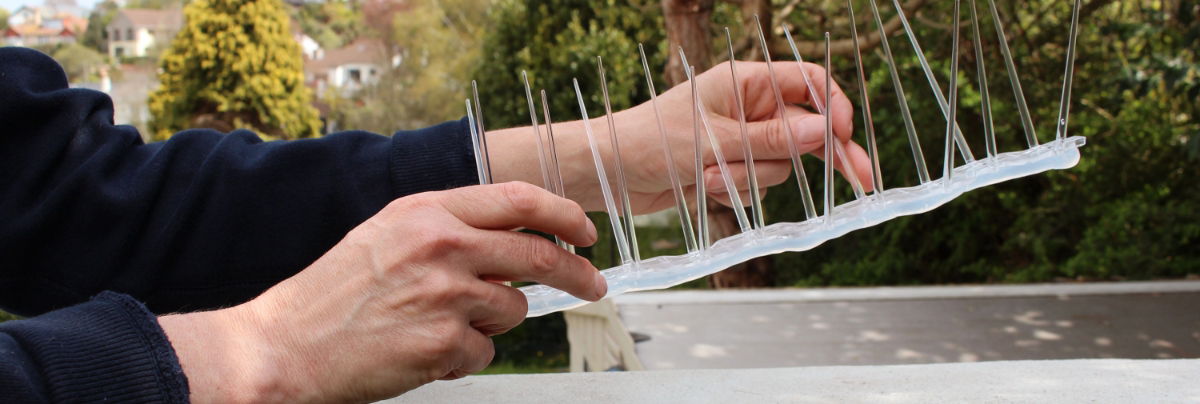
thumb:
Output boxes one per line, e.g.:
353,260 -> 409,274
744,107 -> 828,160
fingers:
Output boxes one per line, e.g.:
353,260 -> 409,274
809,140 -> 875,193
839,141 -> 875,193
708,188 -> 768,208
733,61 -> 854,141
701,140 -> 873,200
438,182 -> 598,246
702,160 -> 792,193
741,109 -> 827,161
466,281 -> 529,337
440,329 -> 494,380
466,230 -> 606,302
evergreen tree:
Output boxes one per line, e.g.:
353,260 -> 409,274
148,0 -> 321,140
473,0 -> 668,130
0,7 -> 9,32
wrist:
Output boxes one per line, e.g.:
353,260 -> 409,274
160,304 -> 293,403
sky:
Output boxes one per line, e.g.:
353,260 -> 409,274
1,0 -> 102,15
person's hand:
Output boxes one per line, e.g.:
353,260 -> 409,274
160,182 -> 604,403
489,61 -> 873,214
611,60 -> 874,212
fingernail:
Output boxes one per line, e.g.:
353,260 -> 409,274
593,271 -> 608,301
705,171 -> 724,190
585,218 -> 597,243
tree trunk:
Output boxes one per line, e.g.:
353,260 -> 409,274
662,0 -> 716,84
662,0 -> 775,288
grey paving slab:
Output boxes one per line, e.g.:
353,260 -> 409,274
617,284 -> 1200,369
393,359 -> 1200,403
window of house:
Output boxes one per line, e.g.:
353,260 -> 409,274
112,29 -> 120,41
127,29 -> 134,41
114,47 -> 124,58
348,68 -> 362,84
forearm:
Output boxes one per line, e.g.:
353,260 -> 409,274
0,47 -> 482,314
486,107 -> 646,212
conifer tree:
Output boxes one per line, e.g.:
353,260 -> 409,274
148,0 -> 321,140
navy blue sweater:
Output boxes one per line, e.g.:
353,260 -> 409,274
0,47 -> 478,402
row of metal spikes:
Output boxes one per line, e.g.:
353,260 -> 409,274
463,0 -> 1082,267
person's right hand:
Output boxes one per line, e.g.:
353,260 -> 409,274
159,182 -> 604,403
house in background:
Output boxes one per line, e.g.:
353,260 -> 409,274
106,8 -> 183,59
7,0 -> 87,27
3,2 -> 88,47
305,37 -> 398,98
291,21 -> 321,60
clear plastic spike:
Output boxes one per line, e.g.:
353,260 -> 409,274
969,0 -> 997,158
539,90 -> 574,254
572,79 -> 633,263
845,0 -> 884,194
781,27 -> 866,199
470,80 -> 492,184
638,43 -> 698,252
465,99 -> 487,185
1056,0 -> 1082,141
521,71 -> 553,189
689,67 -> 709,250
890,0 -> 976,163
752,14 -> 818,220
867,0 -> 930,184
678,52 -> 752,233
823,32 -> 835,218
944,0 -> 962,180
724,28 -> 766,229
597,56 -> 641,263
985,0 -> 1039,148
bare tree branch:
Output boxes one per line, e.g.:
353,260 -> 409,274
771,0 -> 930,58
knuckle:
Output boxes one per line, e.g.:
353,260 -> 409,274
420,269 -> 462,303
426,327 -> 461,357
413,228 -> 464,252
433,231 -> 466,250
805,61 -> 825,77
414,317 -> 465,369
525,238 -> 560,278
500,182 -> 541,216
765,120 -> 789,154
717,60 -> 734,75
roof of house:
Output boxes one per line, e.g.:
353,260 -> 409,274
111,9 -> 184,30
3,25 -> 76,38
306,38 -> 388,73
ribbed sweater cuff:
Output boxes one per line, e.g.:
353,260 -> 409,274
11,291 -> 189,403
389,117 -> 480,196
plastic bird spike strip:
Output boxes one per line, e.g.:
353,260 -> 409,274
466,0 -> 1087,317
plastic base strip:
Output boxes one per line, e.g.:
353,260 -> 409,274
523,136 -> 1085,317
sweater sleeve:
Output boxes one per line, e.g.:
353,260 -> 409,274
0,47 -> 480,316
0,291 -> 188,403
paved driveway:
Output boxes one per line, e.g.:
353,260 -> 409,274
615,281 -> 1200,369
